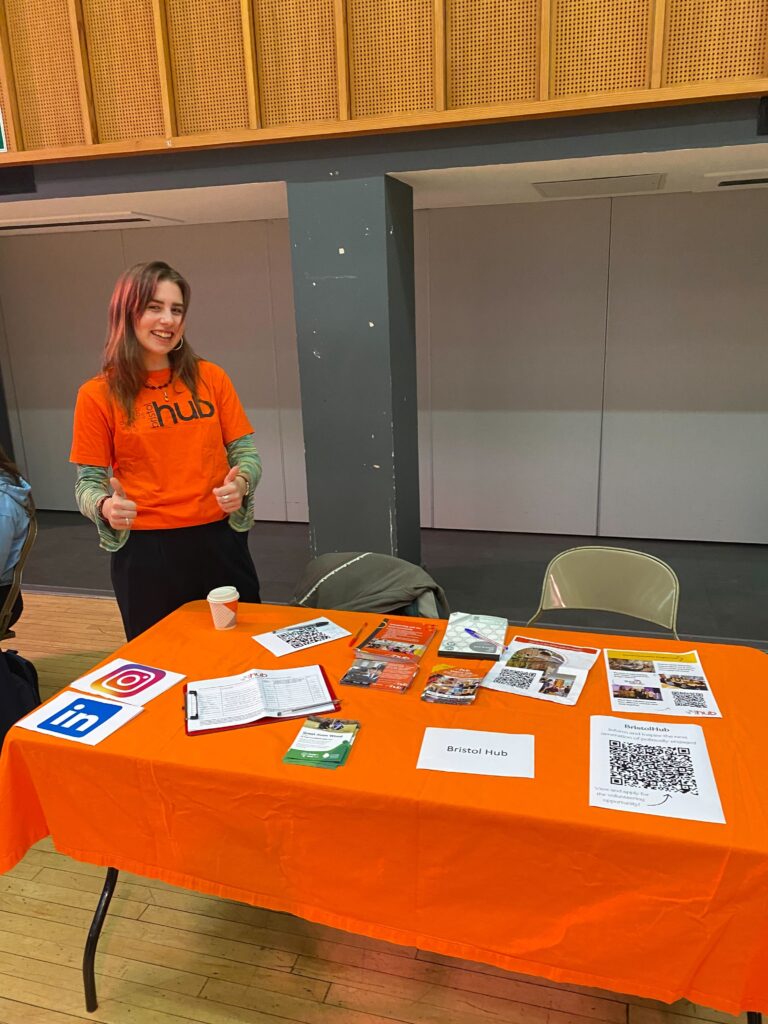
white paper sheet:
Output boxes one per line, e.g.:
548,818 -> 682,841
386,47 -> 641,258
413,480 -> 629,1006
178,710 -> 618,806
589,716 -> 725,824
185,666 -> 335,732
483,634 -> 600,706
416,728 -> 535,778
252,617 -> 351,656
16,691 -> 142,745
70,658 -> 185,706
605,649 -> 721,718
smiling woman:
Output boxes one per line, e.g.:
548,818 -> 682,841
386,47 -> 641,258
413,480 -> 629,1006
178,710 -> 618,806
69,261 -> 263,640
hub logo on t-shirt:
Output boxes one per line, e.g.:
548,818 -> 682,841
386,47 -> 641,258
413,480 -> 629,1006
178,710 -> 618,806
145,398 -> 215,429
37,696 -> 122,737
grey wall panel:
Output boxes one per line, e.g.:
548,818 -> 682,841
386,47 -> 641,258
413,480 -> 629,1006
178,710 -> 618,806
600,191 -> 768,543
414,211 -> 433,528
0,288 -> 26,478
0,231 -> 126,510
427,201 -> 610,533
266,219 -> 308,524
122,223 -> 288,522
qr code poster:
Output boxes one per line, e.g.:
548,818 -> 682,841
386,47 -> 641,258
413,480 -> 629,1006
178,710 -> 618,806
589,716 -> 725,824
253,617 -> 351,657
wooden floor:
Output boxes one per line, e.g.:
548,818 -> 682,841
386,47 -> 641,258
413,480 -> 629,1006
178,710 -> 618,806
0,594 -> 746,1024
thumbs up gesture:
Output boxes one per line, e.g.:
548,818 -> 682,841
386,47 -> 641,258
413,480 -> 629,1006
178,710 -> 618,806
103,477 -> 138,531
213,465 -> 246,514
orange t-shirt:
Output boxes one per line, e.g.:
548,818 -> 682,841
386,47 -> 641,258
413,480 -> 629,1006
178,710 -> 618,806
70,360 -> 253,530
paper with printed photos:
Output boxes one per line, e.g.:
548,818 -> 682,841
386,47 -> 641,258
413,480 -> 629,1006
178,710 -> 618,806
589,716 -> 725,824
252,617 -> 350,656
605,649 -> 721,718
482,635 -> 600,706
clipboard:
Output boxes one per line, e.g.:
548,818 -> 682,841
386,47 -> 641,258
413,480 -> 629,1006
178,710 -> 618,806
183,666 -> 341,736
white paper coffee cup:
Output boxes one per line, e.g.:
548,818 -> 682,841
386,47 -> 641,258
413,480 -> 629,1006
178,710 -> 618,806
207,586 -> 239,630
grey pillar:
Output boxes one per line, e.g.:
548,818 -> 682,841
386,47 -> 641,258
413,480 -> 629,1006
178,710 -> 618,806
287,175 -> 420,563
0,364 -> 14,460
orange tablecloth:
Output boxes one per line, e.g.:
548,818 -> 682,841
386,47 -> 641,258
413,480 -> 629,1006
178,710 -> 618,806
1,602 -> 767,1013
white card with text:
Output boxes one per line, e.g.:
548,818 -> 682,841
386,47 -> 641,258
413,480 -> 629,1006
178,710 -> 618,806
416,728 -> 534,777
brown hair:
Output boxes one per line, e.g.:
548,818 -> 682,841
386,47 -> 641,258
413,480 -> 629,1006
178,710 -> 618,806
102,261 -> 200,423
0,443 -> 34,512
0,443 -> 22,486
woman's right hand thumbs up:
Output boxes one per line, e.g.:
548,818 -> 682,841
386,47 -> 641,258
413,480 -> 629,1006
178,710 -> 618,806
103,477 -> 138,531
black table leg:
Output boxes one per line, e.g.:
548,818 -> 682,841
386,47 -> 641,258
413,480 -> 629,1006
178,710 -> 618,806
747,1014 -> 762,1024
83,867 -> 118,1012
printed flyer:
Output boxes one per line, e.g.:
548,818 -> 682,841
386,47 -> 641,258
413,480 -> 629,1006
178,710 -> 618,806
483,635 -> 600,706
605,649 -> 721,718
357,619 -> 436,661
340,656 -> 419,693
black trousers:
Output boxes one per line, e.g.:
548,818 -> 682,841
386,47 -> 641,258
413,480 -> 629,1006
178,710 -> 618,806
0,588 -> 22,632
111,519 -> 261,641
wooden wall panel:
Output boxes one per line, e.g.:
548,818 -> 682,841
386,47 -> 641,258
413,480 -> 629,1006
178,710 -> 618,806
254,0 -> 339,126
664,0 -> 768,85
447,0 -> 538,107
0,6 -> 20,150
166,0 -> 251,133
0,91 -> 8,150
0,0 -> 767,160
81,0 -> 165,142
3,0 -> 86,147
552,0 -> 653,96
347,0 -> 434,116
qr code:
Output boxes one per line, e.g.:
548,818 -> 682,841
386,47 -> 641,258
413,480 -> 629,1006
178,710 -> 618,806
496,668 -> 538,691
670,691 -> 707,709
278,626 -> 326,649
608,740 -> 698,795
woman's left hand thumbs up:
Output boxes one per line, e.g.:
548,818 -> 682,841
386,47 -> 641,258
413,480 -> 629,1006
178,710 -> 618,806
213,465 -> 246,514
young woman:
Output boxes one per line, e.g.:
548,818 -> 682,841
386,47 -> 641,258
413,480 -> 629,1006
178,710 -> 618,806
0,444 -> 33,631
70,261 -> 262,640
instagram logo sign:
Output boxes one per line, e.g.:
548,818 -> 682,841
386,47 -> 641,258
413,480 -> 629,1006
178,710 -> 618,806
91,663 -> 166,698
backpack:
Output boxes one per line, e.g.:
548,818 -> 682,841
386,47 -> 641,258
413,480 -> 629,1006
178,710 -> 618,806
0,649 -> 40,751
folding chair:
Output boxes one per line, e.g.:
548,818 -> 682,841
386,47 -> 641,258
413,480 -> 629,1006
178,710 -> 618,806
0,511 -> 38,640
527,545 -> 680,639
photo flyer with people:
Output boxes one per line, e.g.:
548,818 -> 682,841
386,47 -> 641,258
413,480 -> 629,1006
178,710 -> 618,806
356,618 -> 437,661
339,656 -> 420,693
420,663 -> 487,705
339,618 -> 436,693
482,636 -> 600,706
283,716 -> 360,769
605,649 -> 721,718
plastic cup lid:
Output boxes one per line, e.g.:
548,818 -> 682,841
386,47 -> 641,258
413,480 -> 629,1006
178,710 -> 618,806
207,586 -> 239,602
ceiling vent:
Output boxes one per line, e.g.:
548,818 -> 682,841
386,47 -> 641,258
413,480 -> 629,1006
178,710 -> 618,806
694,170 -> 768,192
0,211 -> 183,234
716,175 -> 768,188
533,173 -> 665,199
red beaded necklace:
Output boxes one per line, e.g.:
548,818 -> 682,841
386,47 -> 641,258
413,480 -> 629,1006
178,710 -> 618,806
143,373 -> 173,402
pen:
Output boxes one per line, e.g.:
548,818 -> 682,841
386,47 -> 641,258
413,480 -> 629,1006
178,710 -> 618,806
465,627 -> 503,648
280,620 -> 329,633
349,622 -> 369,647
